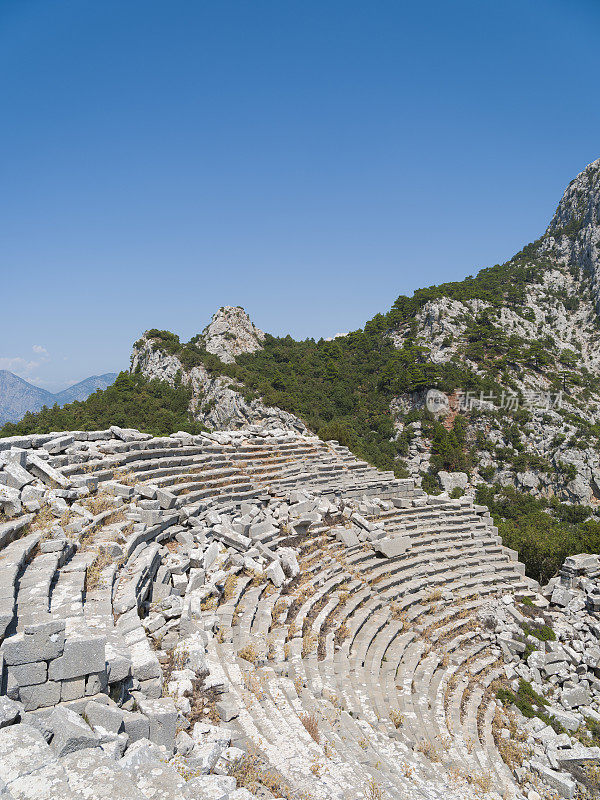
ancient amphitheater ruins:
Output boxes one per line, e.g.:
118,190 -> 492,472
1,424 -> 600,800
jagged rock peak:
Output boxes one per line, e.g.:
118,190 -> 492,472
547,157 -> 600,236
202,305 -> 265,363
541,157 -> 600,281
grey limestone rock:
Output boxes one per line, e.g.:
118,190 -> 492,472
48,706 -> 99,756
0,697 -> 23,729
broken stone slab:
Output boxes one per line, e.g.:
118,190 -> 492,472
119,738 -> 168,769
351,513 -> 374,531
0,697 -> 23,729
0,448 -> 28,467
129,641 -> 162,682
110,425 -> 151,442
551,586 -> 576,607
122,710 -> 151,744
173,633 -> 208,674
204,541 -> 220,570
105,644 -> 132,684
139,509 -> 173,526
215,696 -> 239,723
84,700 -> 124,734
72,474 -> 99,492
554,745 -> 600,766
560,685 -> 591,709
546,706 -> 580,732
0,514 -> 34,550
211,527 -> 251,552
185,741 -> 226,774
279,547 -> 299,578
248,520 -> 278,540
156,488 -> 177,509
135,483 -> 157,500
44,435 -> 74,455
373,536 -> 409,558
266,559 -> 285,588
105,481 -> 134,499
135,696 -> 178,754
205,510 -> 222,526
333,526 -> 360,547
2,461 -> 35,491
48,706 -> 99,756
0,485 -> 21,517
530,760 -> 577,799
26,454 -> 71,488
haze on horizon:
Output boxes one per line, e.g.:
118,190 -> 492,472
2,0 -> 600,392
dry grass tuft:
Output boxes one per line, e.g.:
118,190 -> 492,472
86,550 -> 113,590
334,622 -> 351,646
300,712 -> 320,743
366,778 -> 384,800
301,631 -> 318,658
416,738 -> 441,762
83,493 -> 115,515
238,644 -> 260,664
389,709 -> 404,729
227,745 -> 292,798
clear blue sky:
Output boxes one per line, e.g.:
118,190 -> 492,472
2,0 -> 599,391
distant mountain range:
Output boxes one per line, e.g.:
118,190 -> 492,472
0,370 -> 118,425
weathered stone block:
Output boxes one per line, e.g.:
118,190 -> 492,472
48,633 -> 105,681
373,536 -> 409,558
18,680 -> 61,711
2,625 -> 65,666
7,660 -> 47,687
85,700 -> 124,734
136,696 -> 178,754
561,685 -> 591,709
85,671 -> 108,695
248,521 -> 278,540
122,711 -> 150,744
156,488 -> 177,509
334,526 -> 360,547
49,706 -> 99,756
130,642 -> 162,682
266,559 -> 285,588
0,696 -> 23,728
61,677 -> 86,702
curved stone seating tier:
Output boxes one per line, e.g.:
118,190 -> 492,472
0,427 -> 548,800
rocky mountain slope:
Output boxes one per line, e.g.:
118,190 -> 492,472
6,158 -> 600,583
126,161 -> 599,505
0,371 -> 117,425
130,308 -> 307,434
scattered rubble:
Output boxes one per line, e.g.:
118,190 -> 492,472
1,424 -> 600,799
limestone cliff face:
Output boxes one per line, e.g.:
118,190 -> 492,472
201,306 -> 265,364
130,326 -> 306,435
388,157 -> 600,505
541,158 -> 600,303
